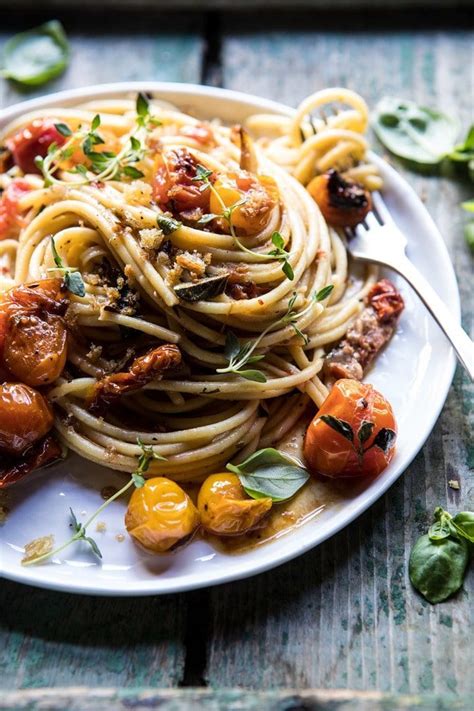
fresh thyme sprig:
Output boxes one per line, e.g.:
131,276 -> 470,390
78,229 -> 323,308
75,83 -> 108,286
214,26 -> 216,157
36,93 -> 161,187
22,438 -> 166,566
49,236 -> 85,297
216,284 -> 334,380
193,165 -> 294,281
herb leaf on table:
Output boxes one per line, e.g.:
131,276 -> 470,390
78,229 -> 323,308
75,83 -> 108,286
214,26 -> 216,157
409,506 -> 473,604
1,21 -> 69,86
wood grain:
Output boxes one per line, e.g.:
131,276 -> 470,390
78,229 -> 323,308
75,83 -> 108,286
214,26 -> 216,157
0,11 -> 472,697
1,687 -> 473,710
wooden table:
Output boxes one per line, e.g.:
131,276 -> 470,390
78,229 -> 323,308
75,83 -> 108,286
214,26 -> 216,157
1,7 -> 473,710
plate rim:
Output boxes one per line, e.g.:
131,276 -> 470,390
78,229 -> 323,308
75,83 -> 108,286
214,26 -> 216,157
0,81 -> 459,596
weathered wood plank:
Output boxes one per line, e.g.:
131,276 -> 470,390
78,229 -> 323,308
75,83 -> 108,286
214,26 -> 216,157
0,14 -> 204,108
0,19 -> 204,690
206,23 -> 474,693
0,687 -> 473,711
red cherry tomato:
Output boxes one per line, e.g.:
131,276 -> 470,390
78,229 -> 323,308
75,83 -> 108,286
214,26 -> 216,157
152,148 -> 211,212
6,119 -> 66,174
0,178 -> 32,239
304,378 -> 397,478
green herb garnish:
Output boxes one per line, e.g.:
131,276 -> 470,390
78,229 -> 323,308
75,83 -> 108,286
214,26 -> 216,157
50,237 -> 86,297
22,438 -> 166,566
227,448 -> 309,502
216,284 -> 333,381
320,414 -> 396,465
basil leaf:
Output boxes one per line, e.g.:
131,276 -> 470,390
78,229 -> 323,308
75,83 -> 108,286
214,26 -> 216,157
2,20 -> 69,86
358,420 -> 374,446
372,97 -> 459,165
227,447 -> 309,502
65,270 -> 86,297
236,369 -> 267,383
452,512 -> 474,543
320,415 -> 354,443
372,427 -> 396,454
448,125 -> 474,162
409,533 -> 469,604
428,519 -> 452,541
157,214 -> 182,235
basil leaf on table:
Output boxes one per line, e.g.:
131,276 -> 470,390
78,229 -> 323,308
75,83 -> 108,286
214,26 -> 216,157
372,97 -> 459,165
1,21 -> 69,86
451,512 -> 474,543
409,533 -> 469,604
227,448 -> 309,502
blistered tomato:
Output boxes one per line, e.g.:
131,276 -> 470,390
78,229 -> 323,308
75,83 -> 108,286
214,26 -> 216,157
304,378 -> 397,478
125,477 -> 200,552
0,383 -> 54,455
198,472 -> 272,536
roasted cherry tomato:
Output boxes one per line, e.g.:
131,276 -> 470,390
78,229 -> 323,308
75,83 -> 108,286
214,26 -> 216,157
307,170 -> 371,228
0,383 -> 54,456
153,148 -> 211,212
210,172 -> 278,235
304,378 -> 397,479
197,473 -> 272,536
0,178 -> 32,239
6,119 -> 67,174
125,477 -> 200,553
3,311 -> 67,387
0,278 -> 68,387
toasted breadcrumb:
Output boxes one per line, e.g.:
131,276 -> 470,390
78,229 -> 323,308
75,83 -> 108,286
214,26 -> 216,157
21,534 -> 54,564
139,228 -> 165,251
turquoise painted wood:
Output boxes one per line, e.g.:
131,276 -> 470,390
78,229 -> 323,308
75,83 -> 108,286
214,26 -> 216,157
0,10 -> 472,702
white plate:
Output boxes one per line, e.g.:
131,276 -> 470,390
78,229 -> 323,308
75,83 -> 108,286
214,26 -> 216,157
0,82 -> 459,596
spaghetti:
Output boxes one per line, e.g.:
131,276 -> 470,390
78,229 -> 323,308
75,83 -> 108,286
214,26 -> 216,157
0,87 -> 380,482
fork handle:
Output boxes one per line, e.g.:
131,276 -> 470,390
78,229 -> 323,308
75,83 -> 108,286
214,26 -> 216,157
392,256 -> 474,381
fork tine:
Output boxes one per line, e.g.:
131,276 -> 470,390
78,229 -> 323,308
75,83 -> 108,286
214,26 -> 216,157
372,192 -> 393,225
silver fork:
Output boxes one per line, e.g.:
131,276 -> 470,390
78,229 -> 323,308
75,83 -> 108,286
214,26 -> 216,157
345,192 -> 474,381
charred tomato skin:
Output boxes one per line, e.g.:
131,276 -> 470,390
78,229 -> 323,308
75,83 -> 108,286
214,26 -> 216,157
307,170 -> 371,228
0,383 -> 54,456
304,378 -> 397,479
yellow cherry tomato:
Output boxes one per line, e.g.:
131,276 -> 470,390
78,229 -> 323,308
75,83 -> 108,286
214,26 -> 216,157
209,172 -> 277,235
197,472 -> 272,536
125,477 -> 199,553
